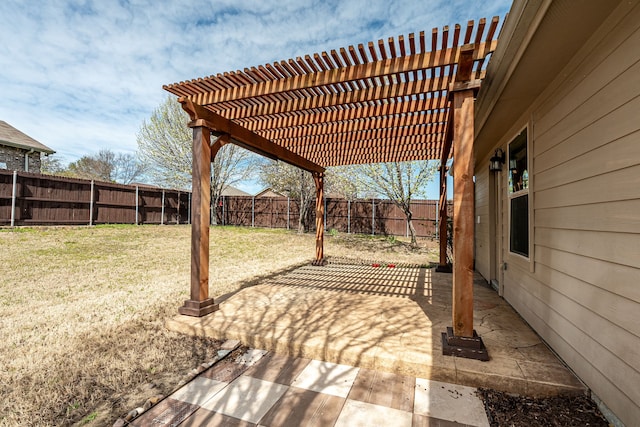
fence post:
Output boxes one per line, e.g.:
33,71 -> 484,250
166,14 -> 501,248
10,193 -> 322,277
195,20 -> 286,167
323,196 -> 327,231
10,170 -> 17,227
372,199 -> 375,235
135,185 -> 139,225
161,189 -> 165,225
89,180 -> 94,226
251,196 -> 255,227
176,191 -> 180,224
347,200 -> 351,234
287,197 -> 290,230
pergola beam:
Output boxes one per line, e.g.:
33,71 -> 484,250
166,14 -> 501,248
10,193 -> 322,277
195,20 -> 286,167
202,73 -> 476,121
175,40 -> 497,106
179,97 -> 324,174
238,97 -> 449,133
260,109 -> 446,142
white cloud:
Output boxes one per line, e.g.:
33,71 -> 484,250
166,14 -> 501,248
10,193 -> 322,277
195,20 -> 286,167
0,0 -> 511,169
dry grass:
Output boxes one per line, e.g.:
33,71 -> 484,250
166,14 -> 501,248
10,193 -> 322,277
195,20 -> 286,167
0,225 -> 437,426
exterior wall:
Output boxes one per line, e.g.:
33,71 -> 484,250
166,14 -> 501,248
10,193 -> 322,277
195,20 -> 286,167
476,3 -> 640,425
0,144 -> 42,173
474,167 -> 491,279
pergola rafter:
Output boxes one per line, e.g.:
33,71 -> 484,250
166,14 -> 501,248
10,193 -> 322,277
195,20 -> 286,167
164,16 -> 502,354
164,17 -> 499,167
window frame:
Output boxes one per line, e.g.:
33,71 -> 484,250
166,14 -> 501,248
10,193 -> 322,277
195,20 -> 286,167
507,126 -> 531,261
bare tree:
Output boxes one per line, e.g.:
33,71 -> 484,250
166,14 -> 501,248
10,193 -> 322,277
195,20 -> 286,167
111,153 -> 146,184
339,161 -> 438,246
137,96 -> 258,224
63,149 -> 145,184
40,155 -> 65,175
259,161 -> 316,233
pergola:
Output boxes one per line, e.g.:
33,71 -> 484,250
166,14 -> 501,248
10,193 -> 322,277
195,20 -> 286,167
163,17 -> 501,358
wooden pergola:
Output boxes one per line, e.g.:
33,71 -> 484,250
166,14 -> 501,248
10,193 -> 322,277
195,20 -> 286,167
164,17 -> 501,358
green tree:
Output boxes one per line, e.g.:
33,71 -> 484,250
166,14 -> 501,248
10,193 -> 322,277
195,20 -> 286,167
137,96 -> 258,224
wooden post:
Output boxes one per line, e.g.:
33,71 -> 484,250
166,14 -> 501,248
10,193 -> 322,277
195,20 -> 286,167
89,180 -> 94,226
161,189 -> 165,225
452,89 -> 476,338
372,199 -> 375,235
179,125 -> 218,317
436,164 -> 451,272
312,172 -> 326,265
10,170 -> 17,227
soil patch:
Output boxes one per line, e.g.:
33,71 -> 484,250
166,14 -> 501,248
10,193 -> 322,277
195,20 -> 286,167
479,388 -> 609,427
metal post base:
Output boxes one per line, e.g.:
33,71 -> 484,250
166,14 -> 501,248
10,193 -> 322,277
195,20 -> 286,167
178,299 -> 219,317
435,264 -> 453,273
441,326 -> 489,361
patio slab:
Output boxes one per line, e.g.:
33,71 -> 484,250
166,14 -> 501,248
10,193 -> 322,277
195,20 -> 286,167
166,261 -> 585,397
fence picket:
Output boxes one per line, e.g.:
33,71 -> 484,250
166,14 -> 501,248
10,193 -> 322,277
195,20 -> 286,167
0,169 -> 450,236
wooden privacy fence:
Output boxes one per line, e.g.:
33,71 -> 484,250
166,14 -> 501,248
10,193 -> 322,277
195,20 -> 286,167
0,170 -> 190,226
0,169 -> 451,237
219,196 -> 453,238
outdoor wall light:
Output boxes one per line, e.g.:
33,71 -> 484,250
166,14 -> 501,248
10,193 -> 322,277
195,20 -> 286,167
489,148 -> 505,172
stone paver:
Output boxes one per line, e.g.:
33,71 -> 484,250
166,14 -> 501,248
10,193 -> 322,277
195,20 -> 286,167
132,349 -> 492,426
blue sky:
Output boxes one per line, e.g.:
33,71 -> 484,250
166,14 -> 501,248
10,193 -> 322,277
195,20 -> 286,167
0,0 -> 511,196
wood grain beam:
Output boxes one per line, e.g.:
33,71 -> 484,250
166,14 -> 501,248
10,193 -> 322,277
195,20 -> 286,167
260,109 -> 445,142
239,96 -> 449,133
204,71 -> 481,121
179,97 -> 324,174
177,40 -> 497,106
451,88 -> 475,338
275,121 -> 445,149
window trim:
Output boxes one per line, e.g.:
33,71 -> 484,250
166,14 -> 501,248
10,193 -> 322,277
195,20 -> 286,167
507,126 -> 531,262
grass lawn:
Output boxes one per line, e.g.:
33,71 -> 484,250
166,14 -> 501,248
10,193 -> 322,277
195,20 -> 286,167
0,225 -> 437,426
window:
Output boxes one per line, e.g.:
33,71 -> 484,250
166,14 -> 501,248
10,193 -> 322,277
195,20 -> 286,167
508,128 -> 529,258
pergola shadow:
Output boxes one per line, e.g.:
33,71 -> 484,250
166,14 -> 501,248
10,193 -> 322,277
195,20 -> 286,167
167,259 -> 584,397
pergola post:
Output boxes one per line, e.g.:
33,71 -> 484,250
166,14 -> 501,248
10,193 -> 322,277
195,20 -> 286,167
178,125 -> 219,317
312,172 -> 326,266
436,163 -> 451,273
451,89 -> 476,338
441,85 -> 488,361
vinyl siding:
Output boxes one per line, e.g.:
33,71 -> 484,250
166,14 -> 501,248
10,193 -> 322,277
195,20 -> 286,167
476,2 -> 640,425
474,167 -> 490,278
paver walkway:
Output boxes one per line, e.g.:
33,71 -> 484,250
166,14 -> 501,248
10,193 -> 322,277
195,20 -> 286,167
132,348 -> 491,426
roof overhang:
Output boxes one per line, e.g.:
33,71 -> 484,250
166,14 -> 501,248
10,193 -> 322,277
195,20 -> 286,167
474,0 -> 622,160
0,140 -> 55,154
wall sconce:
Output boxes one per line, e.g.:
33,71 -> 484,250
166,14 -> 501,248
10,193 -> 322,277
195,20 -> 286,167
489,148 -> 505,172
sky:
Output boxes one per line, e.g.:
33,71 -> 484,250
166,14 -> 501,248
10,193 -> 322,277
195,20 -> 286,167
0,0 -> 511,196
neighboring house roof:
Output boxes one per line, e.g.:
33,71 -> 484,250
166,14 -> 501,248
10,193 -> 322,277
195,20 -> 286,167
0,121 -> 55,154
255,188 -> 285,198
221,185 -> 251,196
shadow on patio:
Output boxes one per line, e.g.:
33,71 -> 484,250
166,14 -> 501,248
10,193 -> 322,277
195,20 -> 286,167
167,259 -> 584,397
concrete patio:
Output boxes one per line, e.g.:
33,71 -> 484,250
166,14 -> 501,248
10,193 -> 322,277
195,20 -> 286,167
166,259 -> 584,397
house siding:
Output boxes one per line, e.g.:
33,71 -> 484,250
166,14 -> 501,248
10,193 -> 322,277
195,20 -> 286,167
0,144 -> 42,173
476,3 -> 640,425
474,167 -> 490,277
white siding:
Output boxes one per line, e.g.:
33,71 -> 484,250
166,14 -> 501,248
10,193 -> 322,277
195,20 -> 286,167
477,3 -> 640,425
